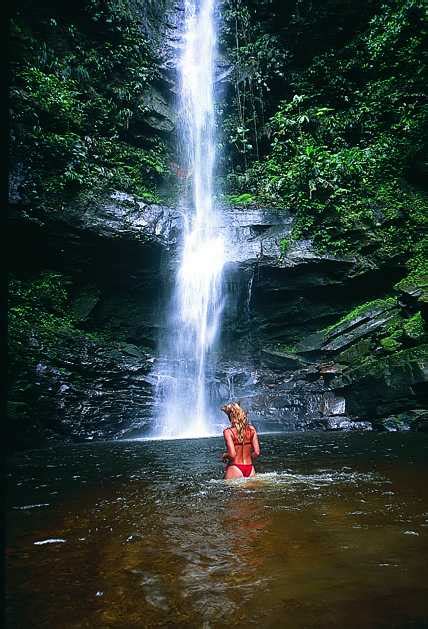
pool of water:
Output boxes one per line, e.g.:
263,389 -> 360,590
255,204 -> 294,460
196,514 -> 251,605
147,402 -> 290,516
5,431 -> 428,628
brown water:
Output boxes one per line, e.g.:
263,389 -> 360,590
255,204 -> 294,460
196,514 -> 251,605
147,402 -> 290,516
5,432 -> 428,628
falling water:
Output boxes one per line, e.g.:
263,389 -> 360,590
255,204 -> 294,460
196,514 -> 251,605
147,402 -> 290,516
152,0 -> 225,438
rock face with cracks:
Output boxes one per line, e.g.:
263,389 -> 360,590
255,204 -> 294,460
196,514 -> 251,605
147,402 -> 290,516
9,187 -> 427,448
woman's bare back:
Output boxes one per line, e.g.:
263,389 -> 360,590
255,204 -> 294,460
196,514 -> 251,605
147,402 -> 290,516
223,425 -> 260,478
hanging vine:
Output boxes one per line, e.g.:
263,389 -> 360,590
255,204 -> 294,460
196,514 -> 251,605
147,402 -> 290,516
219,0 -> 286,181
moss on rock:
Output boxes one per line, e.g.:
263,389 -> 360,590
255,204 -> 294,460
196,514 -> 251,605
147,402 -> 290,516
380,336 -> 402,352
403,312 -> 425,341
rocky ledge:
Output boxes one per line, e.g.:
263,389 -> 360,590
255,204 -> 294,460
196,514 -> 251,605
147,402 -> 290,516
8,191 -> 428,446
8,333 -> 157,449
253,287 -> 427,432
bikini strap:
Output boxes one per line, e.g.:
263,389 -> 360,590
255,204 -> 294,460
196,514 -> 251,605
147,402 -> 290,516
231,425 -> 253,446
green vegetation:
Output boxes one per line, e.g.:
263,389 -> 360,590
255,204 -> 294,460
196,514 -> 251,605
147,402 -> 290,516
380,335 -> 403,353
219,0 -> 287,169
8,272 -> 115,380
9,273 -> 74,356
220,0 -> 427,265
403,312 -> 425,340
344,343 -> 428,374
10,0 -> 171,207
279,237 -> 293,256
225,192 -> 255,205
218,0 -> 427,381
320,294 -> 425,361
395,236 -> 428,290
325,297 -> 397,333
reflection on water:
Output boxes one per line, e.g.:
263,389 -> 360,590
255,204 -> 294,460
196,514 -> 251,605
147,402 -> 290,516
5,432 -> 428,628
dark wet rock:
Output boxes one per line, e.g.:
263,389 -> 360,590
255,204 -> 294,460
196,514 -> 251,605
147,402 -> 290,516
185,208 -> 393,356
281,239 -> 357,272
376,416 -> 411,432
71,285 -> 101,322
372,409 -> 428,432
9,334 -> 157,446
8,187 -> 426,443
331,345 -> 428,419
318,362 -> 346,385
138,0 -> 184,72
261,349 -> 308,371
320,392 -> 346,416
213,361 -> 330,431
214,208 -> 404,348
9,188 -> 177,357
397,280 -> 428,315
296,301 -> 399,355
10,190 -> 181,250
60,191 -> 181,248
336,339 -> 373,365
299,365 -> 323,382
217,206 -> 293,263
413,409 -> 428,432
309,416 -> 373,431
141,86 -> 176,132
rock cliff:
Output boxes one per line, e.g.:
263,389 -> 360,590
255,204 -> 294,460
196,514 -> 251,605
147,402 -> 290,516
9,190 -> 427,446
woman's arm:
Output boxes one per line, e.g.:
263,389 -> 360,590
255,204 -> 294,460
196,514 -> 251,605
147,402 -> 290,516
251,428 -> 260,458
223,428 -> 236,460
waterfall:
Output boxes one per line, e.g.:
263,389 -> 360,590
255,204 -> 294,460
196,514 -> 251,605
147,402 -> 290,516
152,0 -> 225,438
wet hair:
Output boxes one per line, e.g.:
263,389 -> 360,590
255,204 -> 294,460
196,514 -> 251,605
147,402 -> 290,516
221,402 -> 248,443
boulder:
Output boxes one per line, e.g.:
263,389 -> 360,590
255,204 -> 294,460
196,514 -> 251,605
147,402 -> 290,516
413,409 -> 428,432
140,87 -> 176,132
372,409 -> 428,432
71,285 -> 101,322
331,345 -> 428,418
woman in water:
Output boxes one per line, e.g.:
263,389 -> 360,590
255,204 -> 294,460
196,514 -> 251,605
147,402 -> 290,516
222,402 -> 260,479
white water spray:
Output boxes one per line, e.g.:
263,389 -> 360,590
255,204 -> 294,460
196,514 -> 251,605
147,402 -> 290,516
152,0 -> 225,438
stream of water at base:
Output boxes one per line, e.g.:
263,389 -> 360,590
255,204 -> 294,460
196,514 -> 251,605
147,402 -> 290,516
6,431 -> 428,628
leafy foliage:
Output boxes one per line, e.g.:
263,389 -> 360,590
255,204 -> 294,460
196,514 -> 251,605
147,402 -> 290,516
395,236 -> 428,290
8,270 -> 119,382
220,0 -> 427,268
9,272 -> 75,374
10,0 -> 171,207
225,192 -> 255,205
219,0 -> 287,169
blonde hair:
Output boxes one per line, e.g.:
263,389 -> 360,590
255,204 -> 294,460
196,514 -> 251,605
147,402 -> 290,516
222,402 -> 248,443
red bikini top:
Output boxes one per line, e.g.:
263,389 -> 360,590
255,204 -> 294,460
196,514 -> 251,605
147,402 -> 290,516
229,426 -> 254,447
